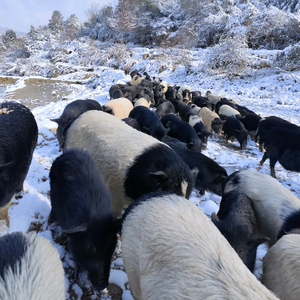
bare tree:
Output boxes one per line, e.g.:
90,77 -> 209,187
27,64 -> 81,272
116,0 -> 137,42
85,2 -> 103,25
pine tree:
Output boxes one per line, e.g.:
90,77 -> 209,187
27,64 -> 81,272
64,14 -> 82,39
2,29 -> 17,45
48,10 -> 64,34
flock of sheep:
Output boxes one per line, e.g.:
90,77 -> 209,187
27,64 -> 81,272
0,68 -> 300,300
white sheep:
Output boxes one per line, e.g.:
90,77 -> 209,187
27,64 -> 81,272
218,104 -> 241,118
0,232 -> 65,300
199,107 -> 223,135
64,111 -> 195,217
263,233 -> 300,300
103,98 -> 133,119
206,91 -> 239,105
121,192 -> 278,300
133,97 -> 151,108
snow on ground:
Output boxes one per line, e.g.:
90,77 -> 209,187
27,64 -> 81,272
1,46 -> 300,299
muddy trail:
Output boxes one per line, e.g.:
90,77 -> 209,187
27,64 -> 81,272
0,76 -> 86,109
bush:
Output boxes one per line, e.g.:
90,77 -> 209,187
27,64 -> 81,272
247,6 -> 300,49
206,29 -> 250,76
274,42 -> 300,70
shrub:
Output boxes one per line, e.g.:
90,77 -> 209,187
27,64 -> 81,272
206,28 -> 250,76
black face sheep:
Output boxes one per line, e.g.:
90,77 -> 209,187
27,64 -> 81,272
236,105 -> 256,117
189,114 -> 210,149
49,149 -> 120,290
215,98 -> 238,114
129,106 -> 168,140
191,90 -> 201,102
259,127 -> 300,178
188,103 -> 201,114
174,101 -> 194,122
64,110 -> 197,217
0,231 -> 65,300
51,99 -> 102,149
121,192 -> 279,300
223,116 -> 248,149
130,69 -> 142,78
211,189 -> 269,272
155,100 -> 175,119
0,102 -> 38,225
237,113 -> 261,139
165,141 -> 227,195
255,116 -> 299,151
111,89 -> 124,99
165,86 -> 177,99
122,117 -> 141,131
224,169 -> 300,247
199,107 -> 224,136
109,84 -> 125,98
161,113 -> 203,152
193,96 -> 213,111
263,233 -> 300,300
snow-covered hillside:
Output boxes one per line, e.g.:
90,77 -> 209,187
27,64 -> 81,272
1,45 -> 300,299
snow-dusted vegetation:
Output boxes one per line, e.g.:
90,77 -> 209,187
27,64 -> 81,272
0,0 -> 300,299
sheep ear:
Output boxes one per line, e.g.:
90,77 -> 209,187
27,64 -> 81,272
63,224 -> 88,234
0,160 -> 14,174
165,121 -> 171,128
149,171 -> 168,186
164,127 -> 170,135
187,142 -> 194,149
211,212 -> 220,224
50,118 -> 61,125
142,127 -> 151,135
249,234 -> 269,247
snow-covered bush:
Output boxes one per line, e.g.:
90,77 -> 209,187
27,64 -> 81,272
206,28 -> 250,76
98,43 -> 134,71
247,6 -> 300,49
64,14 -> 82,40
274,42 -> 300,70
2,29 -> 17,46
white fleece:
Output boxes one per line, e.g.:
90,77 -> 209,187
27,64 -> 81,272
122,194 -> 278,300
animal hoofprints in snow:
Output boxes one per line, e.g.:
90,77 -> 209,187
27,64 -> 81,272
49,149 -> 119,290
0,231 -> 65,300
51,99 -> 102,149
102,98 -> 133,119
121,192 -> 278,300
263,234 -> 300,300
0,102 -> 38,225
212,189 -> 268,272
224,169 -> 300,247
64,110 -> 197,217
